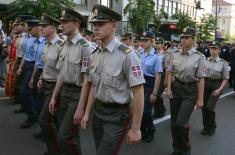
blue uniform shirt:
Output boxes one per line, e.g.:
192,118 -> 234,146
34,37 -> 46,69
139,47 -> 163,77
23,35 -> 36,62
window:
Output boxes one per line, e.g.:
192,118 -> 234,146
100,0 -> 113,8
73,0 -> 87,5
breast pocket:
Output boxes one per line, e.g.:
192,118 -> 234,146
103,67 -> 124,88
145,59 -> 155,67
47,53 -> 59,67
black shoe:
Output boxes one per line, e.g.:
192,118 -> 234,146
201,128 -> 209,135
20,121 -> 35,129
34,132 -> 44,139
170,152 -> 181,155
153,109 -> 166,119
145,133 -> 154,143
13,109 -> 25,114
208,128 -> 216,135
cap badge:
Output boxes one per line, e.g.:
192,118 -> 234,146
93,9 -> 98,18
183,28 -> 187,33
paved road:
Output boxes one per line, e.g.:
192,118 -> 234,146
0,87 -> 235,155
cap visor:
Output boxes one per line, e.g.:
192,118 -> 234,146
89,19 -> 110,23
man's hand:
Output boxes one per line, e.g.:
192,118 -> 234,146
49,98 -> 57,115
127,128 -> 141,145
29,78 -> 34,89
167,89 -> 173,99
37,79 -> 43,88
212,89 -> 221,96
73,107 -> 85,125
150,94 -> 157,103
17,68 -> 22,75
80,113 -> 90,129
196,99 -> 203,109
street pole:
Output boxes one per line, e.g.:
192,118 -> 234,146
215,0 -> 218,40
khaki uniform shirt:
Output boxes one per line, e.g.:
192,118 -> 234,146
42,35 -> 65,82
167,47 -> 206,82
205,57 -> 229,80
88,38 -> 145,104
57,33 -> 94,86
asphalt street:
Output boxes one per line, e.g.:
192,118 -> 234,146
0,87 -> 235,155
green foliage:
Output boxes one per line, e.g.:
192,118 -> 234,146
7,0 -> 76,18
170,11 -> 196,30
153,8 -> 169,33
197,14 -> 216,42
124,0 -> 155,35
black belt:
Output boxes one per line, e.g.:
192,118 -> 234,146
144,75 -> 155,80
174,77 -> 197,85
43,80 -> 56,84
96,99 -> 129,109
64,83 -> 81,88
205,78 -> 222,82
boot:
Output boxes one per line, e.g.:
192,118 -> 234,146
201,108 -> 209,135
208,110 -> 216,136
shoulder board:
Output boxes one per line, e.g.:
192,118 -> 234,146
56,39 -> 65,46
195,50 -> 205,57
117,44 -> 131,54
220,58 -> 228,64
92,47 -> 99,54
78,38 -> 89,47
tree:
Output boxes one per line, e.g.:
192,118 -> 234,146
170,11 -> 196,31
124,0 -> 155,35
197,14 -> 216,42
7,0 -> 76,18
153,8 -> 169,34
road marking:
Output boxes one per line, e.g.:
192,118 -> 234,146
0,97 -> 11,100
220,91 -> 234,98
153,90 -> 234,125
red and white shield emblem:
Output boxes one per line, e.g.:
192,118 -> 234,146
132,66 -> 141,77
83,57 -> 91,67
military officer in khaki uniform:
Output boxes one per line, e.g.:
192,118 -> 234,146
36,13 -> 64,155
79,5 -> 145,155
201,41 -> 229,136
48,9 -> 94,155
167,27 -> 206,155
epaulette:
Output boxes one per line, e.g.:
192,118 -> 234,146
57,39 -> 65,46
92,47 -> 99,54
220,58 -> 228,64
78,38 -> 89,47
195,50 -> 205,57
117,44 -> 131,54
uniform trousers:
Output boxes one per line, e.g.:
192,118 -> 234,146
170,78 -> 197,153
39,81 -> 61,154
141,76 -> 156,138
56,84 -> 82,155
202,78 -> 222,131
92,99 -> 130,155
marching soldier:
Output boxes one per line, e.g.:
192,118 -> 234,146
201,41 -> 229,135
48,8 -> 94,155
13,15 -> 35,112
139,31 -> 162,142
121,32 -> 133,48
132,35 -> 142,52
80,4 -> 145,155
167,27 -> 206,155
18,19 -> 46,129
154,37 -> 166,118
36,13 -> 64,155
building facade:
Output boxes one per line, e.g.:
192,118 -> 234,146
212,0 -> 235,38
